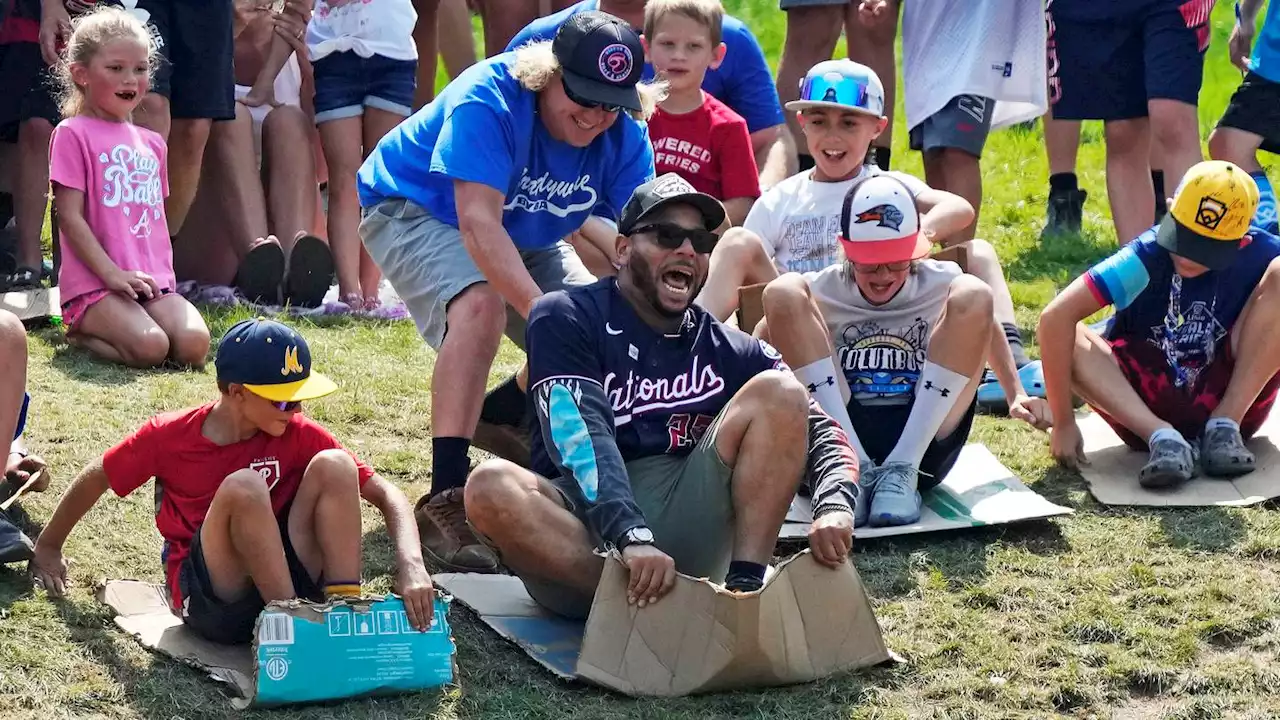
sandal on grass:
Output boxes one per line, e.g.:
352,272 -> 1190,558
234,241 -> 285,305
284,234 -> 335,309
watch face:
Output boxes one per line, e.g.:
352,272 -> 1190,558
630,527 -> 654,544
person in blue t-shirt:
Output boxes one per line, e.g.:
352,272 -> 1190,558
1,308 -> 48,564
464,174 -> 861,619
506,0 -> 795,190
357,11 -> 658,574
1039,161 -> 1280,489
1208,0 -> 1280,236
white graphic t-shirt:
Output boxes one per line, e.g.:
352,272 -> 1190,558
745,166 -> 929,274
805,259 -> 961,406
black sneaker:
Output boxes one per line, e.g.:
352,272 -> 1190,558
1042,188 -> 1087,237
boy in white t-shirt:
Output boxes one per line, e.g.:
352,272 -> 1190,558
759,175 -> 1048,526
696,60 -> 1040,387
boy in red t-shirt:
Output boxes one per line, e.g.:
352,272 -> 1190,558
643,0 -> 759,227
31,318 -> 435,644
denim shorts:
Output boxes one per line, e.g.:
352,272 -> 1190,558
312,51 -> 416,123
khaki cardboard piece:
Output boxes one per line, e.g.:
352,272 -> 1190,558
1078,411 -> 1280,507
2,286 -> 59,323
779,443 -> 1071,540
437,550 -> 890,697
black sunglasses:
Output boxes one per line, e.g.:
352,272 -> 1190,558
630,223 -> 719,254
560,76 -> 624,113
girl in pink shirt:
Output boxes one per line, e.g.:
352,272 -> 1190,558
50,7 -> 210,369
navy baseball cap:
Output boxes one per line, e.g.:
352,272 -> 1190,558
553,11 -> 644,112
215,318 -> 337,402
619,173 -> 726,235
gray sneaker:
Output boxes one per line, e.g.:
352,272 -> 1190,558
1139,437 -> 1196,489
853,460 -> 878,528
867,461 -> 923,527
1200,425 -> 1256,478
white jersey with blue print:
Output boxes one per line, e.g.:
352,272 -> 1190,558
525,279 -> 861,548
806,259 -> 961,407
356,54 -> 655,251
744,167 -> 930,274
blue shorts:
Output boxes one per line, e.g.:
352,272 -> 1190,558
312,51 -> 416,124
1047,0 -> 1204,121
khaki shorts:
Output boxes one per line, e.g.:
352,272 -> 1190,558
520,407 -> 736,620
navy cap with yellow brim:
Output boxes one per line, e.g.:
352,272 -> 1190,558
215,317 -> 338,403
1155,160 -> 1259,271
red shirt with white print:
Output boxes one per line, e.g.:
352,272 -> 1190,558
102,403 -> 375,609
647,92 -> 760,202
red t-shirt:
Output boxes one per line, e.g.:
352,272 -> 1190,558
102,403 -> 375,608
647,93 -> 760,202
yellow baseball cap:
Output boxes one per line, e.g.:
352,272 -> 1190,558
1156,160 -> 1259,270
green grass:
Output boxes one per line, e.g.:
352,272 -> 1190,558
6,3 -> 1280,718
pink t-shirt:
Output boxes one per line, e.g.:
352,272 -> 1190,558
49,116 -> 175,302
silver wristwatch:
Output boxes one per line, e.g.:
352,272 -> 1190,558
618,526 -> 655,550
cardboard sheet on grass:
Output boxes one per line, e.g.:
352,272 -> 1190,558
435,551 -> 890,697
780,443 -> 1071,540
1079,411 -> 1280,507
98,580 -> 455,708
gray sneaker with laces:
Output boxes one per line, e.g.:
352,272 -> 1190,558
1200,425 -> 1256,477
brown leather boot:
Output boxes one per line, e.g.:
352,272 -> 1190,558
415,488 -> 499,573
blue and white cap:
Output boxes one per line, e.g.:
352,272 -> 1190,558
785,59 -> 885,118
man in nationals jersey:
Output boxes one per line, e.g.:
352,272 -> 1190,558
464,174 -> 861,620
30,319 -> 436,644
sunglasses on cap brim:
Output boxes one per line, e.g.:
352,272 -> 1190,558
560,76 -> 624,113
630,223 -> 719,254
797,74 -> 874,111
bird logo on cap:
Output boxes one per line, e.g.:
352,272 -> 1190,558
855,204 -> 904,231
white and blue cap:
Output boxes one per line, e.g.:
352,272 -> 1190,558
785,59 -> 885,118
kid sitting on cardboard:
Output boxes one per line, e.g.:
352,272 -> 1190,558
31,318 -> 437,642
1039,161 -> 1280,488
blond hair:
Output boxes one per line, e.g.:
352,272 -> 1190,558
643,0 -> 724,46
57,6 -> 156,118
509,40 -> 667,122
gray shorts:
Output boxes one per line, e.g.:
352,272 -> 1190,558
779,0 -> 847,8
360,197 -> 595,350
909,94 -> 995,157
519,407 -> 736,620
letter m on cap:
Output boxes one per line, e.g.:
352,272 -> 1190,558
281,345 -> 304,376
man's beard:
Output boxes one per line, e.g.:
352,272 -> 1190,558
626,250 -> 702,318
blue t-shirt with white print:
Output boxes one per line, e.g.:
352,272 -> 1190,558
357,54 -> 655,251
1084,196 -> 1280,388
506,0 -> 785,135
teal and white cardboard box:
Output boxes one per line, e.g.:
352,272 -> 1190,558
250,595 -> 455,707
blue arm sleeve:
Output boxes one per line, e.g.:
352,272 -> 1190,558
1084,242 -> 1151,311
718,21 -> 785,134
527,294 -> 647,547
432,102 -> 515,191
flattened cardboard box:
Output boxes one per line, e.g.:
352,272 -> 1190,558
437,550 -> 890,697
1079,410 -> 1280,507
98,580 -> 455,708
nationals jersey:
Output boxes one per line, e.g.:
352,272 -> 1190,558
526,278 -> 859,548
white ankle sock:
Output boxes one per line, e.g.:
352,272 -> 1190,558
884,361 -> 970,468
794,357 -> 869,463
1205,417 -> 1239,434
1149,427 -> 1191,447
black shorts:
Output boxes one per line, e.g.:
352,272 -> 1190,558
124,0 -> 236,120
1047,0 -> 1204,121
848,399 -> 977,492
0,42 -> 59,129
176,505 -> 324,645
1217,72 -> 1280,155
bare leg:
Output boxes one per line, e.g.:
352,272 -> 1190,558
197,469 -> 298,603
1103,118 -> 1155,244
285,449 -> 364,586
71,294 -> 171,368
359,108 -> 406,300
775,5 -> 844,163
566,231 -> 616,278
476,0 -> 540,57
412,0 -> 441,110
434,284 -> 508,437
695,228 -> 779,321
960,239 -> 1018,330
318,116 -> 365,300
166,118 -> 214,235
0,311 -> 27,449
465,459 -> 603,597
261,106 -> 318,252
145,294 -> 211,368
133,93 -> 171,140
1147,98 -> 1203,207
1215,259 -> 1280,423
932,149 -> 982,244
1044,114 -> 1081,176
1070,323 -> 1171,441
916,276 -> 992,438
714,371 -> 810,565
438,0 -> 478,79
214,104 -> 271,258
15,119 -> 53,272
1208,126 -> 1264,175
845,1 -> 899,153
